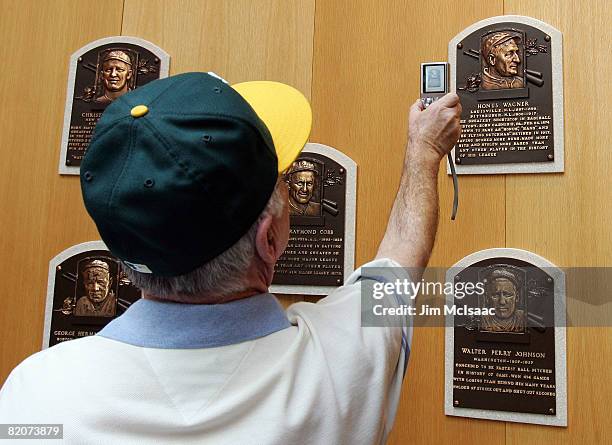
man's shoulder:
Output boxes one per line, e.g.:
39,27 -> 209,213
0,336 -> 132,424
4,336 -> 113,383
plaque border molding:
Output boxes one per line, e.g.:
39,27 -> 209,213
270,142 -> 357,296
444,248 -> 567,426
447,15 -> 564,175
58,36 -> 170,175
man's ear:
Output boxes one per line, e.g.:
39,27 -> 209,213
254,215 -> 277,265
488,53 -> 496,67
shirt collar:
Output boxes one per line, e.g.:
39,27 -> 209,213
97,293 -> 291,349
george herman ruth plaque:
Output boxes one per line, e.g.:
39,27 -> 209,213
58,37 -> 170,175
43,241 -> 142,348
448,16 -> 564,175
270,143 -> 356,296
445,248 -> 567,426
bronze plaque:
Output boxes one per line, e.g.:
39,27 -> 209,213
59,37 -> 170,175
271,143 -> 356,295
445,248 -> 567,426
43,241 -> 141,348
449,16 -> 563,174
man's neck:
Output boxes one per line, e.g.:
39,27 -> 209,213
142,288 -> 262,305
142,257 -> 274,305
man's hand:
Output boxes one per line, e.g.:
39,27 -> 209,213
407,93 -> 462,165
375,93 -> 462,271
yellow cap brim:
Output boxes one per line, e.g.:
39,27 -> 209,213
232,81 -> 312,173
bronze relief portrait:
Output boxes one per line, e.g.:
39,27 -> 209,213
77,47 -> 149,109
480,31 -> 525,90
285,159 -> 323,217
479,266 -> 526,334
74,258 -> 117,317
93,49 -> 136,106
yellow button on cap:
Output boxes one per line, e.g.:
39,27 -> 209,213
131,105 -> 149,118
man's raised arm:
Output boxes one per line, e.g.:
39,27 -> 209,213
376,93 -> 462,270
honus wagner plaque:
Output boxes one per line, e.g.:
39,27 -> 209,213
59,37 -> 170,175
445,248 -> 567,426
43,241 -> 141,348
448,16 -> 564,174
270,143 -> 356,296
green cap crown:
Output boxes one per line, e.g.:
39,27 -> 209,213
81,72 -> 278,276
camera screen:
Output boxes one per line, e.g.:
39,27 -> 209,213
423,64 -> 446,93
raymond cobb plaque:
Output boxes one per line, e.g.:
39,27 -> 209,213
43,241 -> 141,348
445,248 -> 567,426
59,37 -> 169,175
448,16 -> 564,174
270,143 -> 356,296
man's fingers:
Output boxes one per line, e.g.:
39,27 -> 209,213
411,98 -> 424,113
408,99 -> 424,123
437,92 -> 460,108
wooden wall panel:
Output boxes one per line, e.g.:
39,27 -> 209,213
504,0 -> 612,444
504,0 -> 611,267
122,0 -> 315,97
0,0 -> 123,384
311,1 -> 506,444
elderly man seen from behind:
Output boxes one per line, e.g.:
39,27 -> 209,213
0,72 -> 461,444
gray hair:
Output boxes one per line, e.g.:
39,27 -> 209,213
122,181 -> 286,302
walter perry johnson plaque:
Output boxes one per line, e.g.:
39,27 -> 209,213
59,37 -> 170,175
271,143 -> 356,296
43,241 -> 142,348
445,248 -> 567,426
448,16 -> 564,174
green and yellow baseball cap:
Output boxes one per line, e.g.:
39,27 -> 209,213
81,72 -> 311,276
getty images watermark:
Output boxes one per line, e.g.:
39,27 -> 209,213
360,266 -> 612,328
361,267 -> 495,328
370,276 -> 488,316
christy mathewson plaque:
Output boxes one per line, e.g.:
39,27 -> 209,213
59,37 -> 170,175
445,248 -> 567,426
448,16 -> 564,174
271,143 -> 356,296
43,241 -> 141,348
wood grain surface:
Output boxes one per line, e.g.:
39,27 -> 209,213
0,1 -> 610,443
504,1 -> 612,443
0,0 -> 123,386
